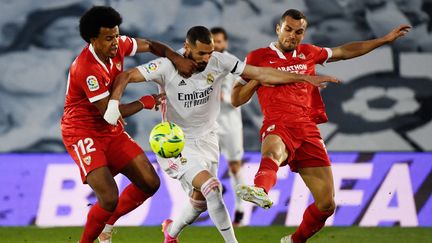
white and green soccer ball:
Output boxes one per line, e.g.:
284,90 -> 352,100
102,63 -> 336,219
149,122 -> 185,158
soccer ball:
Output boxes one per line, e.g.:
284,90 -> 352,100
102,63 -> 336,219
149,122 -> 185,158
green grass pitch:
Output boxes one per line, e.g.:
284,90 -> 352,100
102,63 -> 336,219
0,226 -> 431,243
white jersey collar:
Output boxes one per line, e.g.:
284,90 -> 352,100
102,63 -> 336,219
269,42 -> 297,60
89,44 -> 112,73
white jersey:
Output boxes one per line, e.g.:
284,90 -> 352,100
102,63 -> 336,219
137,51 -> 246,138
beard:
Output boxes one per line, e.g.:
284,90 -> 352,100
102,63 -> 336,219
187,52 -> 207,72
278,40 -> 296,52
196,62 -> 207,72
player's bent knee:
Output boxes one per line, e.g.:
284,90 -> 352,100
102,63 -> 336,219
147,176 -> 161,195
136,175 -> 160,196
99,194 -> 119,212
316,198 -> 336,213
262,150 -> 285,164
200,177 -> 222,199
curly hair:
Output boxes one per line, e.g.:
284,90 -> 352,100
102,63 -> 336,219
79,6 -> 122,43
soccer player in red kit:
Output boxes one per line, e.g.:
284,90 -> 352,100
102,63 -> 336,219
61,6 -> 196,243
232,9 -> 410,243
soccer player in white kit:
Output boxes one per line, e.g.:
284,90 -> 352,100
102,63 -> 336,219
211,27 -> 245,226
103,26 -> 338,243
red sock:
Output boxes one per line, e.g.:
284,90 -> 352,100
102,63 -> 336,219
292,203 -> 334,243
80,203 -> 113,243
254,157 -> 279,193
106,184 -> 151,225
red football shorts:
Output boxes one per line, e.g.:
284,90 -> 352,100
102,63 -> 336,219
260,122 -> 331,172
63,131 -> 144,183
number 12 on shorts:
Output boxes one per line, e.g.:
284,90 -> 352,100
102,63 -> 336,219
72,138 -> 96,155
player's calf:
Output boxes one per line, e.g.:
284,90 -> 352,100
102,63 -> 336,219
201,177 -> 238,243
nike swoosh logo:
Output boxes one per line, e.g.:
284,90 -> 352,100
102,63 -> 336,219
269,61 -> 276,64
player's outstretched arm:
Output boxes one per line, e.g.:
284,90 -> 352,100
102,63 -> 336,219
241,64 -> 339,88
231,79 -> 260,107
328,24 -> 411,62
102,68 -> 151,125
111,68 -> 145,101
136,38 -> 197,77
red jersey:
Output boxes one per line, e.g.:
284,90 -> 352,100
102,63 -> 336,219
61,35 -> 137,137
244,42 -> 332,124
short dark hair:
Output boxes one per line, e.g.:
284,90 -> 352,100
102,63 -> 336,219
210,27 -> 228,40
79,6 -> 122,43
186,26 -> 213,46
280,9 -> 307,25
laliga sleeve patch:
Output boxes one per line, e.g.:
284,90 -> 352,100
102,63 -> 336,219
86,75 -> 99,91
144,62 -> 158,73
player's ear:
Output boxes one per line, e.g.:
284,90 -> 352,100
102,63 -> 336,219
90,36 -> 98,46
276,24 -> 281,35
184,41 -> 191,53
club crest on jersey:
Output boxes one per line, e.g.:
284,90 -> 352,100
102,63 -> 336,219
83,155 -> 92,165
145,62 -> 158,73
116,62 -> 121,71
206,73 -> 214,84
298,53 -> 306,60
86,75 -> 99,91
180,157 -> 187,165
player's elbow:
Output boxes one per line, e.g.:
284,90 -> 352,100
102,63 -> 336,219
230,89 -> 243,107
231,98 -> 241,108
231,95 -> 250,107
114,71 -> 132,86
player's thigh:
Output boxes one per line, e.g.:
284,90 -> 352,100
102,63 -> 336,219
121,153 -> 160,193
156,144 -> 208,197
63,135 -> 110,183
261,134 -> 289,164
86,166 -> 118,208
164,134 -> 219,197
298,166 -> 335,211
106,131 -> 145,175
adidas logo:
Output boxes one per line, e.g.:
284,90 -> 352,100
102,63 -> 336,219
178,80 -> 187,86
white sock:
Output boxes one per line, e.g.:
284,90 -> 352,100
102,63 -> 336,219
201,177 -> 238,243
169,198 -> 206,237
102,224 -> 114,233
229,170 -> 245,212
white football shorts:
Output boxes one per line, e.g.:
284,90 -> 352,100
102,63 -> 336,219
156,131 -> 219,196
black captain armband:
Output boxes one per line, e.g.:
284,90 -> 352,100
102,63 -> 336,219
230,61 -> 239,74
